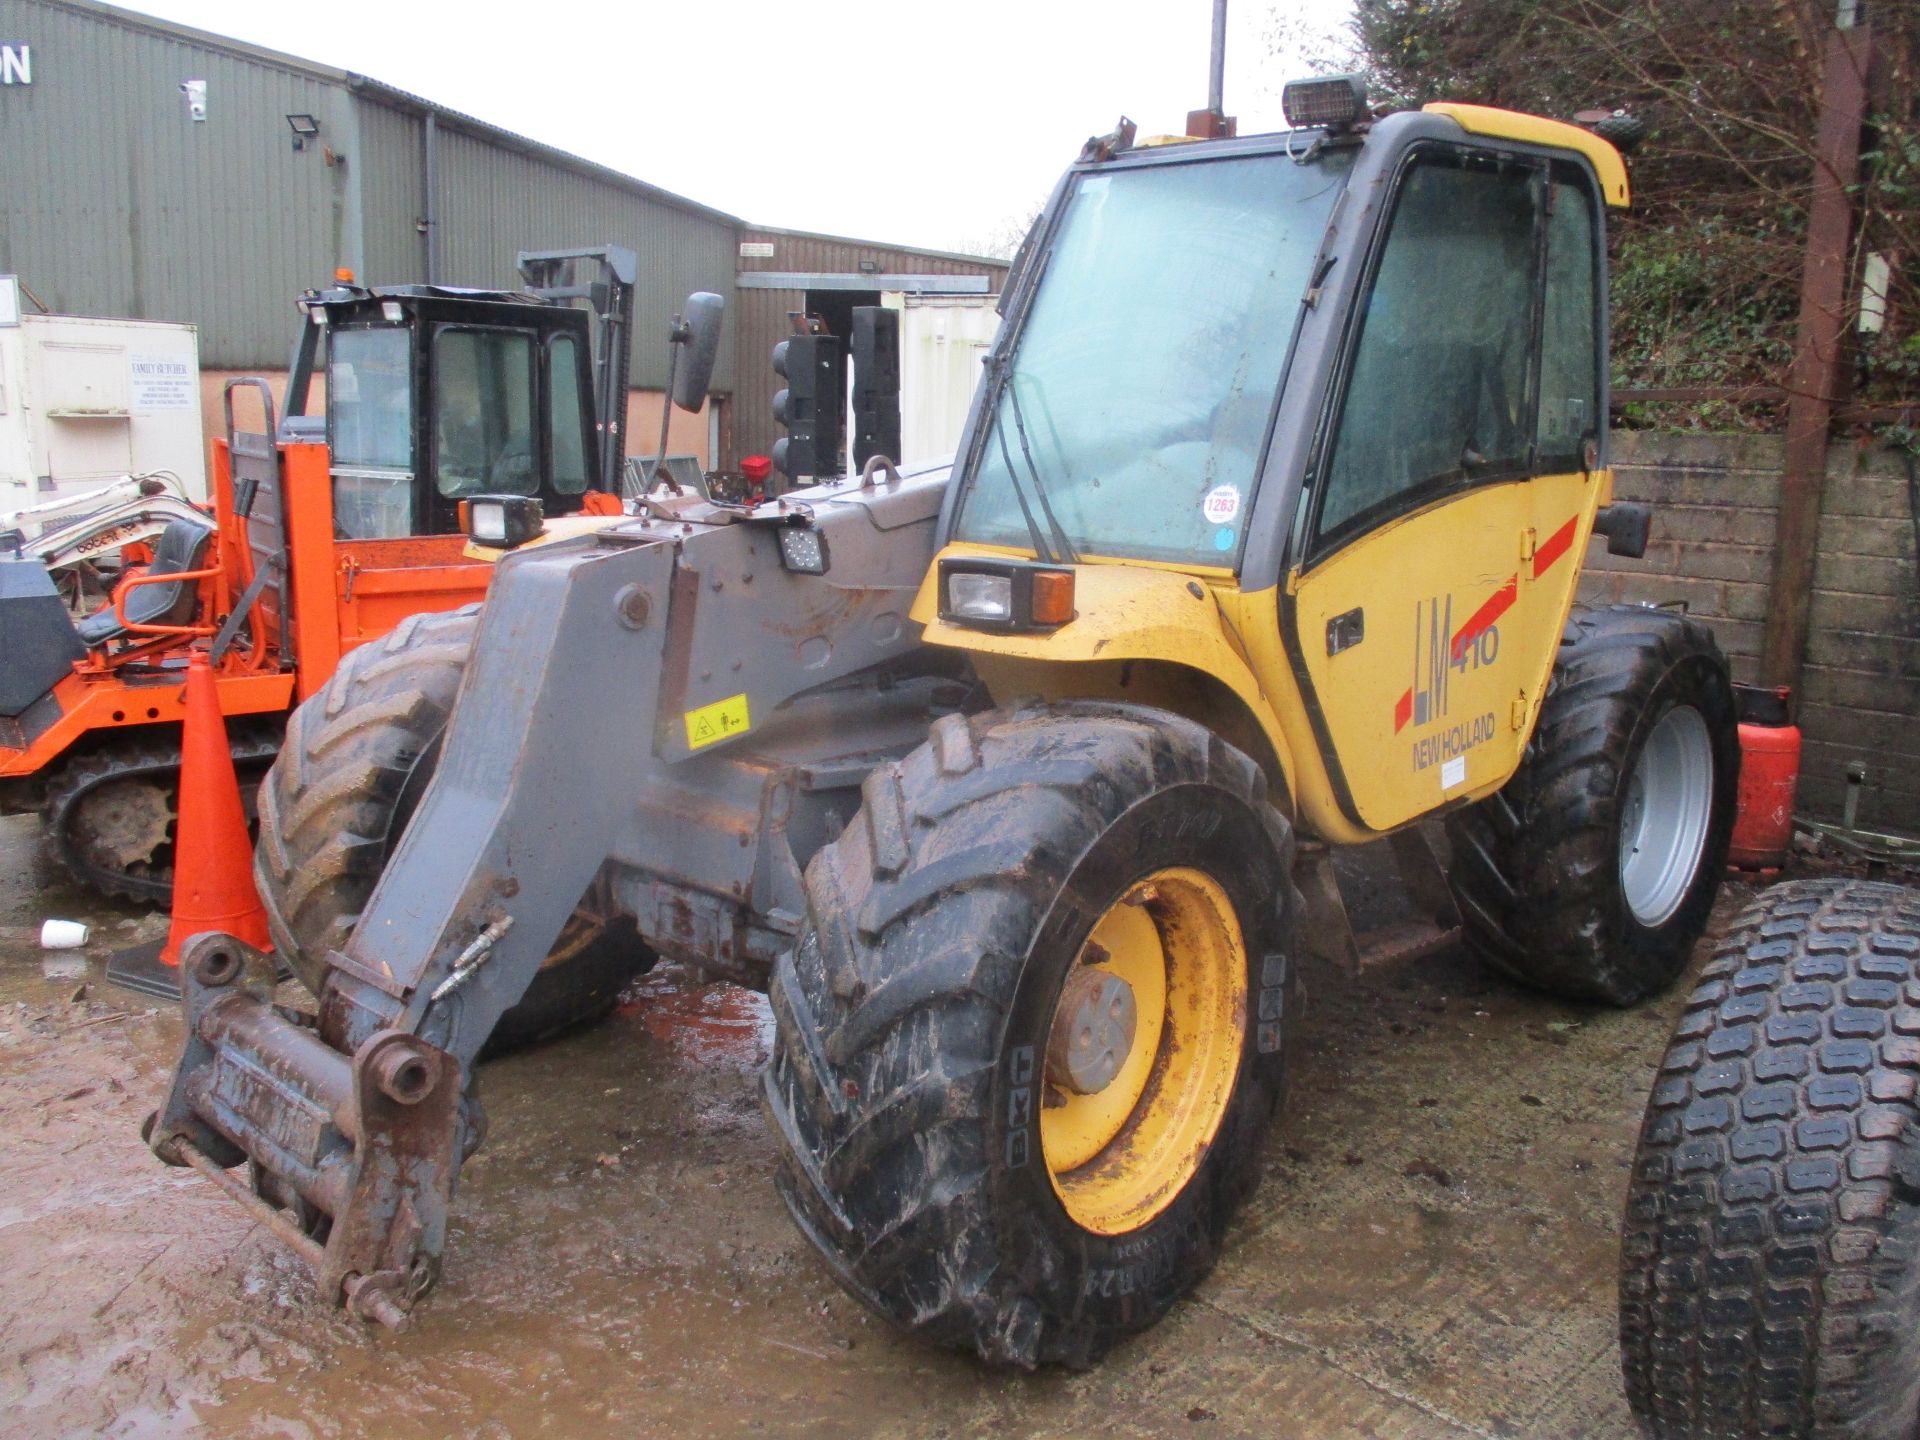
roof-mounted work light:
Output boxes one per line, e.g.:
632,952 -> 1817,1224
1281,75 -> 1368,132
462,495 -> 544,550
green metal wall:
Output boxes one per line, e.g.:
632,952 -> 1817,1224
1,0 -> 351,368
1,0 -> 738,391
358,106 -> 738,392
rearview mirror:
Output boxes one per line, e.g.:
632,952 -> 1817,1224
672,292 -> 724,413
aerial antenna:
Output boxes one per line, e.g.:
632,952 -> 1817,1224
1187,0 -> 1237,139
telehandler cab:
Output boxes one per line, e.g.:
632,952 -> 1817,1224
148,82 -> 1744,1367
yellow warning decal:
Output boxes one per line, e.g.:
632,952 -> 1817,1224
684,693 -> 751,750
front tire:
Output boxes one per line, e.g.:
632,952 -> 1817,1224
1620,879 -> 1920,1438
1446,603 -> 1739,1006
763,703 -> 1297,1367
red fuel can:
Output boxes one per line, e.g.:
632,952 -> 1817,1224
1728,684 -> 1800,872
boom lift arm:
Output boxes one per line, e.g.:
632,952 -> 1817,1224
146,470 -> 945,1323
517,245 -> 639,493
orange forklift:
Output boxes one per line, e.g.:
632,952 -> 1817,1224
0,247 -> 639,902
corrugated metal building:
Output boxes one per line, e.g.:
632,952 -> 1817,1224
734,227 -> 1008,462
0,0 -> 1006,469
3,0 -> 357,370
350,77 -> 741,400
0,0 -> 739,457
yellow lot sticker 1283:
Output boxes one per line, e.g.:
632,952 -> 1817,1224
684,693 -> 751,750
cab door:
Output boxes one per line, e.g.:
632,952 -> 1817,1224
1283,147 -> 1606,834
424,324 -> 541,535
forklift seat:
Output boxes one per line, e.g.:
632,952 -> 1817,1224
76,518 -> 214,647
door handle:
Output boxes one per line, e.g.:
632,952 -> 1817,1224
1326,607 -> 1364,656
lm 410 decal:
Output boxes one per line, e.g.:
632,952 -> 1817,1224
1391,513 -> 1580,784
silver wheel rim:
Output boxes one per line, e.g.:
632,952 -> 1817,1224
1618,704 -> 1715,928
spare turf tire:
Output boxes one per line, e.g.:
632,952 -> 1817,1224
1620,878 -> 1920,1437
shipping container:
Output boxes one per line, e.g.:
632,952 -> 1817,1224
0,296 -> 206,514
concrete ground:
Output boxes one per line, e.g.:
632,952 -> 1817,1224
0,811 -> 1721,1439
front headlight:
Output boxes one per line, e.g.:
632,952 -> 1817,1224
776,524 -> 830,575
947,571 -> 1014,623
938,558 -> 1077,632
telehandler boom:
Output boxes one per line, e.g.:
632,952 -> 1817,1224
149,84 -> 1744,1367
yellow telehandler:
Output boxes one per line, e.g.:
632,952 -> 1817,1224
146,78 -> 1757,1387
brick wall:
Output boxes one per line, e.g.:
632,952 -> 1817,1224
1579,431 -> 1920,834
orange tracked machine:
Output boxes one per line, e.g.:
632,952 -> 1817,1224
0,249 -> 638,900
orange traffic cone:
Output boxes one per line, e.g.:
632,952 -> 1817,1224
106,651 -> 272,997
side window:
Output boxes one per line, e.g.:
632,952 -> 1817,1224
329,326 -> 412,471
1536,167 -> 1600,469
548,333 -> 590,496
328,325 -> 416,538
1315,151 -> 1543,545
433,328 -> 537,498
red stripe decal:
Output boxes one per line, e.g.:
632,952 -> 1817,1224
1451,576 -> 1517,661
1532,515 -> 1578,578
1394,531 -> 1570,730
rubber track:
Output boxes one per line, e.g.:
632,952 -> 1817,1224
1445,602 -> 1735,1005
763,701 -> 1293,1367
1621,879 -> 1920,1438
43,725 -> 282,904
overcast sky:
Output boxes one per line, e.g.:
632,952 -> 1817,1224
124,0 -> 1357,255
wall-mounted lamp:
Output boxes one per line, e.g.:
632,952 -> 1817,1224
286,113 -> 319,151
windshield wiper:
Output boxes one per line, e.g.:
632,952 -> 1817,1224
967,244 -> 1075,566
1006,381 -> 1079,565
994,418 -> 1059,565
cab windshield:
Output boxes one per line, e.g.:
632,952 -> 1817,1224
954,146 -> 1351,566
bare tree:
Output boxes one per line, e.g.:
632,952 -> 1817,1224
958,200 -> 1048,262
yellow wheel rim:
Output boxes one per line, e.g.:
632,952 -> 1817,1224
1039,867 -> 1248,1235
543,904 -> 608,969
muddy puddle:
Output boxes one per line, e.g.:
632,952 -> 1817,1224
0,813 -> 1677,1437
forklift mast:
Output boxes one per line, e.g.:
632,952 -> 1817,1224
516,245 -> 639,492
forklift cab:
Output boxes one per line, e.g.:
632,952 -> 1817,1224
282,284 -> 604,540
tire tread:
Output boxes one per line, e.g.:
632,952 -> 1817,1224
1620,878 -> 1920,1438
253,604 -> 645,1049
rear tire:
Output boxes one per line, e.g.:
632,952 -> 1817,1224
254,606 -> 650,1051
1620,879 -> 1920,1438
1445,603 -> 1738,1006
763,702 -> 1297,1367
